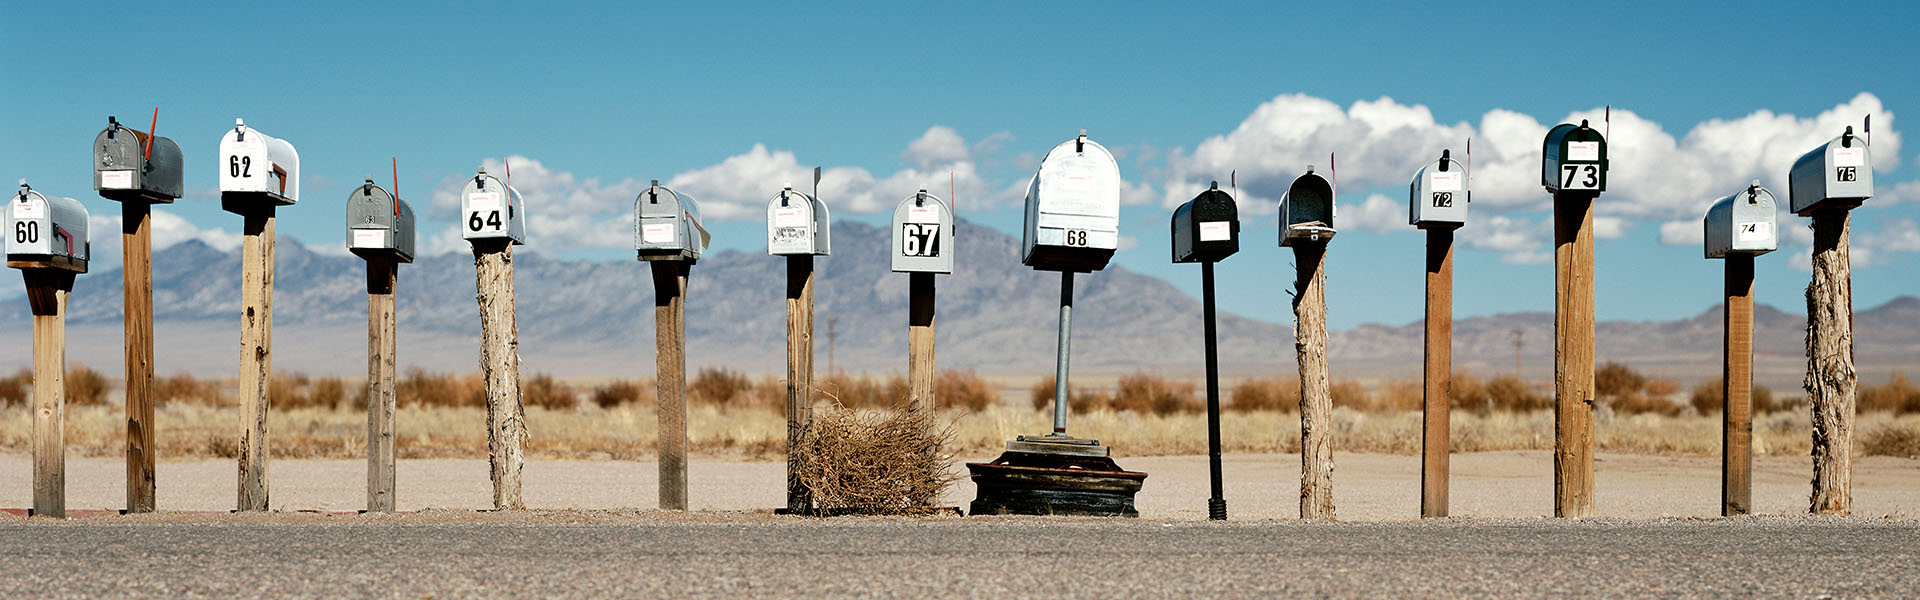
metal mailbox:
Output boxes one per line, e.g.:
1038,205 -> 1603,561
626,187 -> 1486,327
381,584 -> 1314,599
766,184 -> 830,256
1788,126 -> 1873,215
1542,120 -> 1608,194
1278,167 -> 1336,246
1171,182 -> 1239,263
1020,133 -> 1121,272
345,178 -> 417,263
636,180 -> 709,262
460,167 -> 527,244
217,118 -> 300,214
1409,149 -> 1469,228
93,116 -> 184,203
1703,181 -> 1779,259
7,182 -> 89,271
890,189 -> 954,273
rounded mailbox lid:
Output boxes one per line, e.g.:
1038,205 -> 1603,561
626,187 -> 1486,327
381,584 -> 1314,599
1542,120 -> 1608,193
891,189 -> 954,274
766,186 -> 828,256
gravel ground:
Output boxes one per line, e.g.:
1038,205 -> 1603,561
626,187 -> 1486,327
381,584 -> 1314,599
0,516 -> 1915,597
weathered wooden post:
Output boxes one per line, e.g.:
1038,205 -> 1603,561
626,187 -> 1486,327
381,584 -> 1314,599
1543,120 -> 1607,518
1279,165 -> 1338,520
1172,181 -> 1240,520
890,189 -> 954,423
218,118 -> 300,512
1409,149 -> 1469,518
1702,181 -> 1780,516
767,169 -> 829,514
8,182 -> 91,518
346,170 -> 416,512
460,166 -> 529,510
636,181 -> 709,511
1789,124 -> 1873,515
92,112 -> 182,514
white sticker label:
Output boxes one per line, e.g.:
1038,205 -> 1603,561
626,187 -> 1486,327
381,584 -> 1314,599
101,170 -> 134,189
1833,147 -> 1864,167
773,207 -> 807,228
350,229 -> 383,248
467,192 -> 501,211
1567,141 -> 1600,162
1430,171 -> 1462,192
1198,221 -> 1231,242
1737,222 -> 1770,242
642,223 -> 675,244
14,197 -> 46,219
906,205 -> 939,224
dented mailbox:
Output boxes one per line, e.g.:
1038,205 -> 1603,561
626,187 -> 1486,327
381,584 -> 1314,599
1172,182 -> 1239,263
1703,181 -> 1779,259
1409,149 -> 1469,228
1788,126 -> 1873,215
890,189 -> 954,273
1021,133 -> 1121,272
766,185 -> 830,256
460,168 -> 527,244
218,118 -> 300,214
345,178 -> 416,263
93,116 -> 184,203
1278,168 -> 1335,246
1542,120 -> 1608,194
7,182 -> 90,271
637,181 -> 708,262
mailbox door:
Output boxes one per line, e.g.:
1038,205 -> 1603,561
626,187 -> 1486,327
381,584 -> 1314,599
461,173 -> 526,244
767,190 -> 818,256
1789,135 -> 1873,214
219,127 -> 297,203
347,182 -> 414,263
891,193 -> 952,273
1409,159 -> 1468,227
1543,123 -> 1607,194
94,124 -> 184,203
1021,136 -> 1121,271
637,186 -> 685,258
7,189 -> 88,262
1730,188 -> 1778,253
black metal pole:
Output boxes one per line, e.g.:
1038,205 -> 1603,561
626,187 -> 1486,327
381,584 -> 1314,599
1203,260 -> 1226,520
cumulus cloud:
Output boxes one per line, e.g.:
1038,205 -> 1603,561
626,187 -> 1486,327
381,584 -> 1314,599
87,209 -> 243,260
1341,194 -> 1404,233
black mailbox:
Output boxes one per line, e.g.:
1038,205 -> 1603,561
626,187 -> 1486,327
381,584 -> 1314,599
1171,182 -> 1239,263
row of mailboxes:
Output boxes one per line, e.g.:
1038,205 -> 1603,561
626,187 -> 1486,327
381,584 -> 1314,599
1021,133 -> 1122,272
460,168 -> 528,245
345,179 -> 418,263
218,119 -> 301,214
1278,168 -> 1335,246
1703,182 -> 1779,259
1409,149 -> 1469,228
637,181 -> 709,262
767,185 -> 831,256
1542,120 -> 1609,194
6,182 -> 90,271
94,116 -> 184,204
1171,182 -> 1239,263
1789,126 -> 1873,215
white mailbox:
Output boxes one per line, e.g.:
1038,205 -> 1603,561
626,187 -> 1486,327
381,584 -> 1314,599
459,167 -> 527,244
636,181 -> 709,262
1409,149 -> 1468,228
7,182 -> 90,272
890,189 -> 954,274
1020,133 -> 1121,272
1278,167 -> 1336,246
217,118 -> 300,215
93,115 -> 184,204
1703,181 -> 1779,259
1542,120 -> 1608,194
1788,126 -> 1873,215
766,184 -> 830,256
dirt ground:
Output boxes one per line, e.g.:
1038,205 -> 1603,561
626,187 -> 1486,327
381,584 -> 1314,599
4,451 -> 1917,521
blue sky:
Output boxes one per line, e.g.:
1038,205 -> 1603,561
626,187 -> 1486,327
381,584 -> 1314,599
4,1 -> 1917,329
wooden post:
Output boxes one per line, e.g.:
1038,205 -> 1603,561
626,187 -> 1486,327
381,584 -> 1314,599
1292,240 -> 1334,520
1553,192 -> 1596,518
365,258 -> 398,512
907,272 -> 935,419
237,209 -> 276,511
473,239 -> 525,510
1721,253 -> 1754,516
1422,227 -> 1454,518
23,270 -> 75,518
652,261 -> 690,510
785,255 -> 815,513
1806,208 -> 1854,515
122,201 -> 156,513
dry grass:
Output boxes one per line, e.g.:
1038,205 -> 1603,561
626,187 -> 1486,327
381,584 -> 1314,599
793,401 -> 958,515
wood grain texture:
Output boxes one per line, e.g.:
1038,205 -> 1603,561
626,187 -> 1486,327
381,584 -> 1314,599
237,210 -> 275,512
1722,253 -> 1754,516
652,261 -> 690,510
25,269 -> 74,518
785,256 -> 815,513
121,202 -> 156,513
908,272 -> 936,423
1553,193 -> 1595,518
1422,228 -> 1454,519
1805,208 -> 1854,515
1292,241 -> 1334,521
474,240 -> 526,510
366,258 -> 398,512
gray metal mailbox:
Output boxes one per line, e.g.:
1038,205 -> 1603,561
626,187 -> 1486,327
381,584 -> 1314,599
1703,181 -> 1779,259
1409,149 -> 1469,228
93,116 -> 183,203
766,184 -> 830,256
636,180 -> 708,262
1542,120 -> 1608,194
1020,133 -> 1121,272
1171,182 -> 1239,263
217,118 -> 300,215
345,178 -> 417,263
7,182 -> 90,271
1788,126 -> 1873,215
1278,167 -> 1336,246
460,167 -> 527,244
890,189 -> 954,273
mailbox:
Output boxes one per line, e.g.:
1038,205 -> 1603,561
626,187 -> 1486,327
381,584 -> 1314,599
1409,149 -> 1469,228
1542,120 -> 1608,194
7,182 -> 90,271
345,178 -> 417,263
1278,167 -> 1336,246
1171,181 -> 1239,263
459,167 -> 527,244
636,180 -> 709,262
1788,126 -> 1873,215
93,116 -> 184,203
1020,133 -> 1121,272
766,184 -> 830,256
217,118 -> 300,214
890,189 -> 954,273
1703,181 -> 1779,259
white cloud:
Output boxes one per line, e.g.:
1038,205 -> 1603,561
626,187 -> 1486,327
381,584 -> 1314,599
664,126 -> 1008,219
1592,216 -> 1629,240
1658,219 -> 1702,247
1341,193 -> 1404,233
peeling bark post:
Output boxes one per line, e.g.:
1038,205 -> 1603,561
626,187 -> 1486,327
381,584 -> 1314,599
653,261 -> 690,510
1806,208 -> 1854,515
1422,227 -> 1454,518
1292,240 -> 1334,520
785,255 -> 815,514
21,270 -> 75,518
907,272 -> 936,424
1552,191 -> 1597,518
237,209 -> 276,511
122,202 -> 156,513
1721,253 -> 1754,516
473,239 -> 526,510
365,257 -> 398,512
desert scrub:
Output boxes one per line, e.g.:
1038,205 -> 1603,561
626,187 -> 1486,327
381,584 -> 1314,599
793,401 -> 959,515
